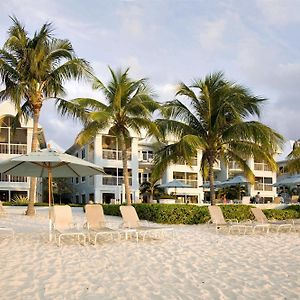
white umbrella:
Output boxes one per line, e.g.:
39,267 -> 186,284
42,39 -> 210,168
0,148 -> 105,240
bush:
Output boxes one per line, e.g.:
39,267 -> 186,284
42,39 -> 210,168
263,207 -> 299,220
11,195 -> 29,206
103,204 -> 300,225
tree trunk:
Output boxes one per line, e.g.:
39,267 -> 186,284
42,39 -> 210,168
208,153 -> 216,205
149,187 -> 154,203
26,107 -> 41,216
120,134 -> 131,205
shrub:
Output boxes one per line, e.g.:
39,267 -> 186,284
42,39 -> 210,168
103,204 -> 300,225
11,195 -> 29,205
263,207 -> 299,220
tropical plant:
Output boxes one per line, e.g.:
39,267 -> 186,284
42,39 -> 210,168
12,194 -> 29,205
0,17 -> 92,215
57,67 -> 160,205
139,176 -> 164,203
286,140 -> 300,173
154,72 -> 283,205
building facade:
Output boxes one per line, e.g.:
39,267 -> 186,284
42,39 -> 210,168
0,101 -> 46,202
67,130 -> 278,204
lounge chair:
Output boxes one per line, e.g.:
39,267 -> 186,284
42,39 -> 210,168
52,205 -> 86,246
208,206 -> 250,234
120,206 -> 173,241
250,208 -> 293,233
85,204 -> 119,244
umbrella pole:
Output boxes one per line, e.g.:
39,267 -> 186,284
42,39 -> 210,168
48,167 -> 53,242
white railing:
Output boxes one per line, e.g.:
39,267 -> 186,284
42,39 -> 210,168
175,179 -> 198,188
254,163 -> 272,172
102,176 -> 132,186
102,149 -> 131,160
10,175 -> 27,182
228,161 -> 242,170
254,183 -> 273,191
0,143 -> 27,154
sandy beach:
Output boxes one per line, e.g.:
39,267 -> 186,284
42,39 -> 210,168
0,206 -> 299,300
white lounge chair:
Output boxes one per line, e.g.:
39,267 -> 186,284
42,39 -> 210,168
250,208 -> 293,233
52,205 -> 86,246
208,206 -> 250,234
85,204 -> 119,244
120,206 -> 174,241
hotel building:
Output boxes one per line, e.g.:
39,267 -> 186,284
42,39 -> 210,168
67,129 -> 278,204
0,101 -> 46,202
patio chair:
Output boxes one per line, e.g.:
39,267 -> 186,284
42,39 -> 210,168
250,208 -> 293,233
52,205 -> 86,246
119,206 -> 174,241
207,206 -> 250,234
85,204 -> 119,244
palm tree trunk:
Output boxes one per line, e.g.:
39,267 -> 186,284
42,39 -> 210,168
120,134 -> 131,205
26,106 -> 41,216
208,153 -> 216,205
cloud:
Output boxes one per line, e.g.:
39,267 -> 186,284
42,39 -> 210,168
257,0 -> 300,26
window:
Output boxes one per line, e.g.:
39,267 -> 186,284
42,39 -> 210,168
75,195 -> 79,203
103,168 -> 132,185
75,177 -> 79,184
81,194 -> 86,204
255,177 -> 273,191
102,135 -> 131,160
173,172 -> 198,188
81,177 -> 86,182
254,159 -> 272,171
81,148 -> 86,159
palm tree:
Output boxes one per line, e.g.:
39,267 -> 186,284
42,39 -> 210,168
0,17 -> 91,215
139,174 -> 164,203
154,72 -> 283,205
286,140 -> 300,173
57,67 -> 160,205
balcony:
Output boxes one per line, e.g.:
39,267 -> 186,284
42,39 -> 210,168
254,163 -> 272,172
228,161 -> 242,170
0,143 -> 27,155
254,183 -> 273,191
102,176 -> 132,186
102,149 -> 131,160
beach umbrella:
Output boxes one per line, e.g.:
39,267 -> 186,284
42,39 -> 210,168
273,174 -> 300,187
221,175 -> 249,200
200,181 -> 223,189
0,148 -> 105,240
159,180 -> 192,196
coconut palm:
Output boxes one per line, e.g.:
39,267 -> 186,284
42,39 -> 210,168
0,17 -> 92,215
154,72 -> 283,205
57,67 -> 160,205
286,140 -> 300,173
139,174 -> 164,203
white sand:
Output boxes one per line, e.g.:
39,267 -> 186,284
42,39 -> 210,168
0,206 -> 299,300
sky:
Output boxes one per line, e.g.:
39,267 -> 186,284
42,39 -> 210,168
1,0 -> 300,150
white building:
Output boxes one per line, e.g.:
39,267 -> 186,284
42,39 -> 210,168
66,129 -> 278,204
0,101 -> 46,202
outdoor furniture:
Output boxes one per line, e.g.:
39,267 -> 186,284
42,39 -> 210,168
207,206 -> 250,234
250,208 -> 293,233
52,205 -> 86,246
120,206 -> 174,241
85,204 -> 120,244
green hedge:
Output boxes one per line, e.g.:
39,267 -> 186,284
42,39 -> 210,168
103,204 -> 300,225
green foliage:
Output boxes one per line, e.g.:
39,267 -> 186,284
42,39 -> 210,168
102,204 -> 122,216
11,195 -> 29,205
221,204 -> 253,221
103,204 -> 300,225
263,206 -> 299,220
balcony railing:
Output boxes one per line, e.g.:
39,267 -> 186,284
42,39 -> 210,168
0,173 -> 27,182
228,161 -> 242,170
174,179 -> 198,188
102,176 -> 132,186
102,149 -> 131,160
254,183 -> 273,191
0,143 -> 27,154
254,163 -> 272,172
